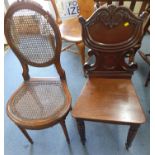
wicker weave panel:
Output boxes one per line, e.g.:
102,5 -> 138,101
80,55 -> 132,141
10,80 -> 66,120
8,9 -> 56,65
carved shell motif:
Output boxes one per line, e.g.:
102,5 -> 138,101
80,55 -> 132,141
88,5 -> 138,28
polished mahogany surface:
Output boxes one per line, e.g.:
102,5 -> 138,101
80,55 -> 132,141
72,78 -> 146,124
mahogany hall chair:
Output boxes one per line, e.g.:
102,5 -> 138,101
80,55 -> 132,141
72,5 -> 149,149
4,0 -> 71,144
46,0 -> 95,65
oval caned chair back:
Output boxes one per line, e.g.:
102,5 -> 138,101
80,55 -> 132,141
80,5 -> 147,78
4,0 -> 65,80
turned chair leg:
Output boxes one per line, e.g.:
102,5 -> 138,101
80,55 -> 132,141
125,124 -> 140,150
76,42 -> 85,65
76,119 -> 86,145
60,119 -> 70,144
17,125 -> 33,144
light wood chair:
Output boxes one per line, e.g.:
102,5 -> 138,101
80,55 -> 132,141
72,5 -> 149,149
47,0 -> 95,66
4,0 -> 71,144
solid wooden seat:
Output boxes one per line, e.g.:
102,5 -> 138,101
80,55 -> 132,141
59,17 -> 82,42
72,5 -> 149,149
5,1 -> 71,144
72,78 -> 145,124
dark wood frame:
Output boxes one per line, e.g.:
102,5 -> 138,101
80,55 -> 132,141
4,0 -> 71,144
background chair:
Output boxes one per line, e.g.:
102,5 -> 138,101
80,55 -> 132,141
94,0 -> 149,15
47,0 -> 95,65
4,0 -> 71,144
72,5 -> 149,149
138,51 -> 150,86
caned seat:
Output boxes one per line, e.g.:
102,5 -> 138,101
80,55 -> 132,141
72,78 -> 146,124
5,1 -> 71,144
7,79 -> 70,128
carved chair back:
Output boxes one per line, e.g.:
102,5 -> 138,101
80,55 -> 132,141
79,5 -> 147,78
94,0 -> 149,16
4,0 -> 65,81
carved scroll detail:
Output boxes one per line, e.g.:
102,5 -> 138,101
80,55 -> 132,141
88,5 -> 141,28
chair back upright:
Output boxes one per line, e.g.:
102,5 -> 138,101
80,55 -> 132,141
79,5 -> 149,78
4,0 -> 65,81
77,0 -> 95,19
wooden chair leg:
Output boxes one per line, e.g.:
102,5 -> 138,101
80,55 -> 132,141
145,71 -> 150,87
76,42 -> 85,65
70,105 -> 72,111
17,125 -> 33,144
60,119 -> 70,144
76,119 -> 86,145
125,124 -> 140,150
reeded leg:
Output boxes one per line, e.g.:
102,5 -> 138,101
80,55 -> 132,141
76,42 -> 85,65
17,125 -> 33,144
60,119 -> 70,144
125,124 -> 140,150
76,119 -> 86,145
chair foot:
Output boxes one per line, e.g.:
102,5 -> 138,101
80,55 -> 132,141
76,119 -> 86,145
60,119 -> 70,144
125,124 -> 140,150
17,125 -> 33,144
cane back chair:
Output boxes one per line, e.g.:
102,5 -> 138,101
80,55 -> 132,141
4,0 -> 71,144
72,5 -> 149,149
